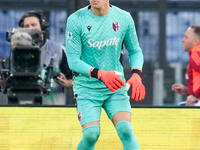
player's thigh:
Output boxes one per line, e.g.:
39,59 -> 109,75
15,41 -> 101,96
76,93 -> 104,126
103,91 -> 132,122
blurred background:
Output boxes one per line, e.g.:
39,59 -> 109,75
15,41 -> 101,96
1,0 -> 200,106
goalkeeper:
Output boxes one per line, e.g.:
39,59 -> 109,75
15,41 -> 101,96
65,0 -> 145,149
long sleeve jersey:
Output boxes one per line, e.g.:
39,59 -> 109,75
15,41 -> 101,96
186,45 -> 200,99
65,5 -> 144,93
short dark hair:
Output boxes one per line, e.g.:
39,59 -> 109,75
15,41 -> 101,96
190,25 -> 200,39
18,10 -> 49,31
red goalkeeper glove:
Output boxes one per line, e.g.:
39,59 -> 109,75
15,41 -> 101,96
89,68 -> 125,92
125,69 -> 145,101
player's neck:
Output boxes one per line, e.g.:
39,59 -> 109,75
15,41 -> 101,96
91,5 -> 110,16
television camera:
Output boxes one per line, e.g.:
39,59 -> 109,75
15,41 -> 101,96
0,28 -> 59,105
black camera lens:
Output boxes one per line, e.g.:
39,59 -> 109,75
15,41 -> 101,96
18,52 -> 34,67
13,48 -> 40,73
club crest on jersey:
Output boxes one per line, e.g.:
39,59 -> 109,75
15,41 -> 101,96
112,21 -> 120,32
67,32 -> 73,42
78,112 -> 82,122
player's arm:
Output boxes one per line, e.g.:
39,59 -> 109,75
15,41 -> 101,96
65,15 -> 92,76
123,13 -> 145,101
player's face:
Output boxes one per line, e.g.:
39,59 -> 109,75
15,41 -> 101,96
89,0 -> 109,9
23,17 -> 42,32
182,27 -> 196,51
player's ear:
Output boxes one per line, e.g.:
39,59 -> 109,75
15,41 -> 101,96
194,37 -> 200,45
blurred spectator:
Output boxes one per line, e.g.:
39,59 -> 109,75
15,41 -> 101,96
172,25 -> 200,106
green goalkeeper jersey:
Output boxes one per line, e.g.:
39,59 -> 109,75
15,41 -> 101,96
66,5 -> 143,93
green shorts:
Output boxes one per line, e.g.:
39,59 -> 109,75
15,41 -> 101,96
75,88 -> 132,126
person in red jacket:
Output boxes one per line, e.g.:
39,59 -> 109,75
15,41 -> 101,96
172,25 -> 200,106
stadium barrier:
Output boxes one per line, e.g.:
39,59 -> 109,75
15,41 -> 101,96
0,106 -> 199,150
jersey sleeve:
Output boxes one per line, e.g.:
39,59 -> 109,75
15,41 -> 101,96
190,52 -> 200,98
123,13 -> 144,70
65,14 -> 93,76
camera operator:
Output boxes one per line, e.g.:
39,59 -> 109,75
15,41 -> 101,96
0,10 -> 73,105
